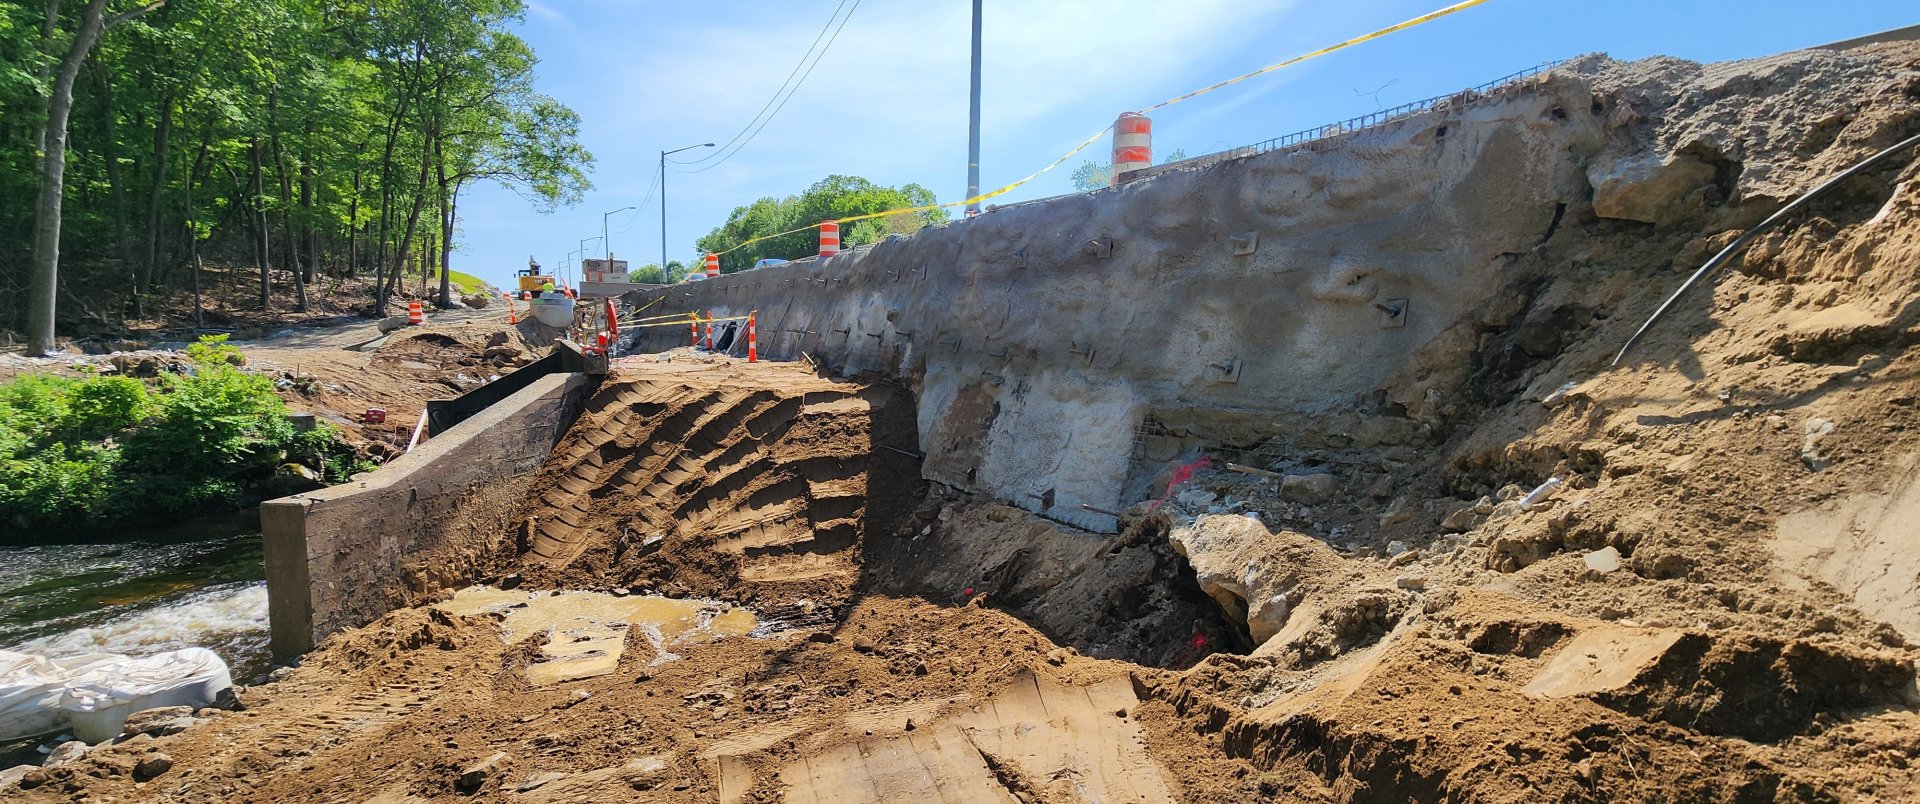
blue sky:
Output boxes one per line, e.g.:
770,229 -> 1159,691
454,0 -> 1915,287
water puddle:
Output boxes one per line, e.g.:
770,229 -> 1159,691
436,587 -> 757,685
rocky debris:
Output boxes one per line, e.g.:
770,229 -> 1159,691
44,740 -> 89,766
1584,546 -> 1623,574
121,706 -> 200,738
1587,152 -> 1717,223
133,753 -> 174,782
459,751 -> 512,790
1800,417 -> 1836,470
1170,514 -> 1356,646
1279,472 -> 1337,504
0,765 -> 32,790
463,293 -> 491,309
376,315 -> 413,334
515,771 -> 568,792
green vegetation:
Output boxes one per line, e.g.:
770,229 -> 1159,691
694,175 -> 949,274
3,0 -> 593,354
0,335 -> 369,541
1070,148 -> 1190,191
445,269 -> 492,295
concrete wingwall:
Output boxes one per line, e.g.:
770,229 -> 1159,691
628,72 -> 1610,531
263,372 -> 594,658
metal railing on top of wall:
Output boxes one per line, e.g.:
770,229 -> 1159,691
1247,60 -> 1569,156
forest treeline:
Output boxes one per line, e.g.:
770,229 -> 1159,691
0,0 -> 593,351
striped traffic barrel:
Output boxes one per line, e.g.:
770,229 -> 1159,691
1111,112 -> 1152,184
818,220 -> 841,259
704,253 -> 721,278
406,299 -> 424,325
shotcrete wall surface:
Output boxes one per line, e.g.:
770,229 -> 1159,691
263,371 -> 594,658
631,72 -> 1607,530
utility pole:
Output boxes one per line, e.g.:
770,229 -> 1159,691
661,142 -> 715,278
966,0 -> 983,216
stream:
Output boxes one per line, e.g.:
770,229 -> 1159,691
0,520 -> 270,684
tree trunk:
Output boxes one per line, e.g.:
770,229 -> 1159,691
299,135 -> 316,284
346,166 -> 360,279
98,65 -> 137,318
268,84 -> 306,312
27,0 -> 111,355
141,92 -> 172,310
184,128 -> 209,328
249,140 -> 271,309
385,123 -> 434,303
434,132 -> 453,308
442,183 -> 461,309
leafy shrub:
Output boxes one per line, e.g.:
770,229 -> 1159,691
0,335 -> 365,540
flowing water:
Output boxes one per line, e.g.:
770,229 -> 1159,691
0,522 -> 270,683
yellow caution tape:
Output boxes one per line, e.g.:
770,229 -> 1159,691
707,0 -> 1491,258
627,314 -> 754,329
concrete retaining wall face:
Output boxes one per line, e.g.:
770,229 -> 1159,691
630,76 -> 1607,530
263,372 -> 593,658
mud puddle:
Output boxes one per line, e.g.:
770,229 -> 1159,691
436,587 -> 759,685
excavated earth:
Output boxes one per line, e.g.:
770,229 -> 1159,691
15,42 -> 1920,803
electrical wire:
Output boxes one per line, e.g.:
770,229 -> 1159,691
672,0 -> 863,175
612,170 -> 662,234
671,0 -> 851,167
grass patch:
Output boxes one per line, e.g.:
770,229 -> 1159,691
445,269 -> 493,295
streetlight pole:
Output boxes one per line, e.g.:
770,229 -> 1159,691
603,206 -> 635,276
966,0 -> 983,216
579,237 -> 601,286
661,142 -> 715,279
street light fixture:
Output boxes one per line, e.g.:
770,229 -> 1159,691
661,142 -> 715,277
577,237 -> 602,288
603,206 -> 635,277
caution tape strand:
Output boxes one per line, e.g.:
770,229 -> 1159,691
705,0 -> 1490,259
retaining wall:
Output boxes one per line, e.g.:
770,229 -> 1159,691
630,71 -> 1609,530
263,371 -> 594,658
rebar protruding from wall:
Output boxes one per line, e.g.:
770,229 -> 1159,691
938,336 -> 961,351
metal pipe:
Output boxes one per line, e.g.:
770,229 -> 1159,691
1614,131 -> 1920,366
966,0 -> 983,216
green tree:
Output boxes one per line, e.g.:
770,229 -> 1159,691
0,0 -> 592,343
1069,148 -> 1190,192
694,175 -> 947,273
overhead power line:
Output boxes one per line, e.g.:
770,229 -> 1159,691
671,0 -> 863,174
672,0 -> 851,167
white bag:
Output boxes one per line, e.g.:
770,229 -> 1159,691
0,650 -> 127,742
57,648 -> 233,743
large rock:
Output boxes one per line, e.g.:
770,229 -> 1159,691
1169,515 -> 1350,645
44,741 -> 88,766
1279,472 -> 1337,505
463,293 -> 491,309
122,705 -> 198,737
1588,152 -> 1716,223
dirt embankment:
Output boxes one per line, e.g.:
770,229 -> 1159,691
12,43 -> 1920,803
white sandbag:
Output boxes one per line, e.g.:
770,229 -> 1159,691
57,648 -> 232,743
0,650 -> 127,742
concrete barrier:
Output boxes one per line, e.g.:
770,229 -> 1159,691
263,371 -> 594,659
